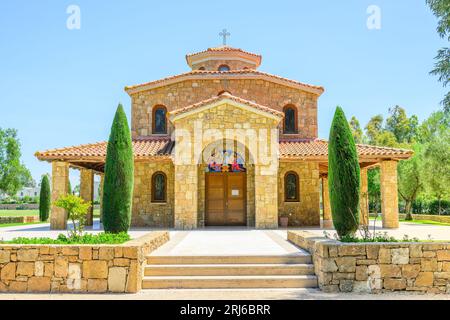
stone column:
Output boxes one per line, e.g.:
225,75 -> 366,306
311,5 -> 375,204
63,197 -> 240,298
99,174 -> 104,223
80,168 -> 94,226
360,168 -> 369,226
255,165 -> 278,229
50,161 -> 69,230
322,176 -> 332,228
380,160 -> 399,228
174,164 -> 198,229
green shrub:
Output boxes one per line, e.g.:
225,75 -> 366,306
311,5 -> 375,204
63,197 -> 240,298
328,106 -> 361,238
1,232 -> 130,244
54,194 -> 91,237
39,175 -> 51,221
102,104 -> 134,233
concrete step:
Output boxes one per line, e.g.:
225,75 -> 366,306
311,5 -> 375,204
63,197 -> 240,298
144,263 -> 315,276
142,275 -> 318,289
146,254 -> 312,265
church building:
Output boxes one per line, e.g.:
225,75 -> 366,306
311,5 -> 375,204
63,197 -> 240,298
35,44 -> 413,230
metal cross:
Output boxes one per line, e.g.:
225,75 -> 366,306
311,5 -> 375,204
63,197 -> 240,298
219,29 -> 230,45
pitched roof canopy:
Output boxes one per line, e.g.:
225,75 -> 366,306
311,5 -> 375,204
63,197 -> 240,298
169,92 -> 284,121
185,46 -> 263,68
35,138 -> 412,169
124,69 -> 324,96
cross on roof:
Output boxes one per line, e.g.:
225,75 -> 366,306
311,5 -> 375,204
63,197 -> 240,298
219,29 -> 230,45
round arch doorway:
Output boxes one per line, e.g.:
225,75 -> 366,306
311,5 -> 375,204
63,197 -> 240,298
203,140 -> 251,226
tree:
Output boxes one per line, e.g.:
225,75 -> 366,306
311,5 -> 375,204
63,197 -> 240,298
422,134 -> 450,214
0,128 -> 33,196
39,175 -> 51,222
386,106 -> 418,143
102,104 -> 134,233
365,115 -> 384,145
398,144 -> 423,220
426,0 -> 450,113
349,116 -> 364,143
328,107 -> 360,238
418,110 -> 449,143
54,194 -> 91,237
68,180 -> 72,195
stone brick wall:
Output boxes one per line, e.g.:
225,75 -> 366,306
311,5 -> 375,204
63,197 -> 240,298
131,78 -> 318,140
0,216 -> 39,224
0,231 -> 169,293
132,161 -> 174,227
278,162 -> 320,226
288,231 -> 450,294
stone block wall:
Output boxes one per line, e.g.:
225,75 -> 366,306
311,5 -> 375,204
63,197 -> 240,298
131,78 -> 318,140
288,231 -> 450,294
0,231 -> 169,293
132,161 -> 174,227
278,162 -> 320,226
0,216 -> 39,224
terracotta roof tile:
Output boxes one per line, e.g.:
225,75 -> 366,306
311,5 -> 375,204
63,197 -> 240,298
125,70 -> 324,95
186,46 -> 262,59
35,138 -> 174,161
279,139 -> 413,159
169,92 -> 284,118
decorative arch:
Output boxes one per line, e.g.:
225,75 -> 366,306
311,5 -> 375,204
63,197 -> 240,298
217,90 -> 232,96
284,171 -> 299,202
152,105 -> 167,134
283,105 -> 298,134
198,66 -> 205,70
151,171 -> 167,202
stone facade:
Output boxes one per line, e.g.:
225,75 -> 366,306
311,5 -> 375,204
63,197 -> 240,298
171,101 -> 280,229
132,161 -> 174,227
192,59 -> 256,71
0,232 -> 168,293
50,161 -> 69,230
80,168 -> 94,226
278,161 -> 321,226
289,231 -> 450,294
131,78 -> 318,140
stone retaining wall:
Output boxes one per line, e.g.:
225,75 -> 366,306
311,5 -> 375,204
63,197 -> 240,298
0,231 -> 169,293
288,231 -> 450,294
0,216 -> 40,224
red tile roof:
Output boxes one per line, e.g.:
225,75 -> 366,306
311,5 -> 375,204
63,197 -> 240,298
124,69 -> 324,95
279,139 -> 413,160
185,46 -> 262,59
169,92 -> 284,118
36,138 -> 412,163
35,138 -> 174,161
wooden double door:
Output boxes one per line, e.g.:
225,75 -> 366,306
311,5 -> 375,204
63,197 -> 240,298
205,172 -> 247,226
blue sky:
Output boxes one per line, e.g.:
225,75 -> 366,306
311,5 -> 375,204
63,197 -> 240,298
0,0 -> 446,186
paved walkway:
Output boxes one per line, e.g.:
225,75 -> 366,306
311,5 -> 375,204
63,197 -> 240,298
151,229 -> 308,256
1,289 -> 448,300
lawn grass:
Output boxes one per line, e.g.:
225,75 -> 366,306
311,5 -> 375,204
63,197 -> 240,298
369,216 -> 450,226
0,209 -> 38,217
0,209 -> 100,217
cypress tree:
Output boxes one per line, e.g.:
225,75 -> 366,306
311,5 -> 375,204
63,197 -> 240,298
39,175 -> 51,222
102,104 -> 134,233
328,106 -> 360,238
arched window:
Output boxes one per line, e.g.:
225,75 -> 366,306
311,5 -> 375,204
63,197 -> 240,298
283,105 -> 298,134
152,105 -> 167,134
284,171 -> 299,202
198,66 -> 205,70
218,64 -> 230,71
152,172 -> 167,202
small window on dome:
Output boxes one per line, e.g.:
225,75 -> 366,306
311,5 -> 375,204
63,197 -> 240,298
198,67 -> 205,70
218,64 -> 230,72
